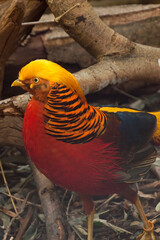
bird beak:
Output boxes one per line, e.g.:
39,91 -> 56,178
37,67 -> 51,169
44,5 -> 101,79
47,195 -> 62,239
11,79 -> 24,87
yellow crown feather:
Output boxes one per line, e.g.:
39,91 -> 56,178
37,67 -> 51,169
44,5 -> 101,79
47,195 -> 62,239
19,59 -> 86,103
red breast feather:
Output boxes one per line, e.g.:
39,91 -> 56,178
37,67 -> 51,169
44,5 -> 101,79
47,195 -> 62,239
23,99 -> 126,196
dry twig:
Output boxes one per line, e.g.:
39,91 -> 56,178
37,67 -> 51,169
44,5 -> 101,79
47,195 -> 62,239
2,192 -> 41,208
0,160 -> 18,214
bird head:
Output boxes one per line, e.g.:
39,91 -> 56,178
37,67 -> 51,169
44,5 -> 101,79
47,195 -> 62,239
11,59 -> 86,102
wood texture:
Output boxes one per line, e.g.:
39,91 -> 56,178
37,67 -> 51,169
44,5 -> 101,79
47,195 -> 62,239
45,0 -> 160,94
47,0 -> 134,59
6,5 -> 160,74
30,161 -> 74,240
0,0 -> 25,95
0,0 -> 47,96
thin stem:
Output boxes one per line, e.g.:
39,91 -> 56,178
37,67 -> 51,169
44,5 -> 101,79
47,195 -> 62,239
88,207 -> 95,240
0,161 -> 18,214
55,3 -> 80,23
2,192 -> 41,208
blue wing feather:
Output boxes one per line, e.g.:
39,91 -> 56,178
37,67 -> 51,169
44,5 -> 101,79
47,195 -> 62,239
116,111 -> 156,151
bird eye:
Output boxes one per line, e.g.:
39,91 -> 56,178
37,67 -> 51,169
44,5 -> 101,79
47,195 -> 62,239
33,78 -> 39,83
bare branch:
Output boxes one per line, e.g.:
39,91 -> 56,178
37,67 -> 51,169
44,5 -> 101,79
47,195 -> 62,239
29,161 -> 74,240
75,46 -> 160,94
45,0 -> 160,93
0,0 -> 46,95
46,0 -> 134,59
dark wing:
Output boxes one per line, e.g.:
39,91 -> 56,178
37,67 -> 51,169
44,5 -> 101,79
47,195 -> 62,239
117,143 -> 156,183
102,110 -> 157,183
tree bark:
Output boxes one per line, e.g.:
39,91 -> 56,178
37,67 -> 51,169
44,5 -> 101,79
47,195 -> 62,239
90,0 -> 160,6
45,0 -> 160,93
47,0 -> 134,59
0,0 -> 26,95
74,45 -> 160,94
30,161 -> 74,240
0,93 -> 29,147
6,4 -> 160,71
0,0 -> 46,96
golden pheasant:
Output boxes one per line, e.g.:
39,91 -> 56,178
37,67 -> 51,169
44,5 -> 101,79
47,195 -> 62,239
12,59 -> 158,240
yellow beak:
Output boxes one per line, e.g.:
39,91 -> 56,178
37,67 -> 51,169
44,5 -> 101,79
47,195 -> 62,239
11,79 -> 24,87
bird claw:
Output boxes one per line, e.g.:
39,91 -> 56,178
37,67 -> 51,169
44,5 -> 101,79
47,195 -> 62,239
136,220 -> 156,240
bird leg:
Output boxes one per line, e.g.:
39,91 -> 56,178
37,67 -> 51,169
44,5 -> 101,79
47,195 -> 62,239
80,195 -> 95,240
88,207 -> 95,240
135,195 -> 155,240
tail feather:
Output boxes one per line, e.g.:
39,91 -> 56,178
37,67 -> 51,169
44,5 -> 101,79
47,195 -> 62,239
117,143 -> 156,183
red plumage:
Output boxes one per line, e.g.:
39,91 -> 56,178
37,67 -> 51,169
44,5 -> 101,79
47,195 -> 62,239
23,99 -> 127,197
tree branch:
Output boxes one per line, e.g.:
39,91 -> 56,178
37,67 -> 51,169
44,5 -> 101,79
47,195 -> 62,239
0,0 -> 25,94
45,0 -> 160,93
30,161 -> 74,240
46,0 -> 134,59
0,0 -> 46,95
7,4 -> 160,71
74,45 -> 160,94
